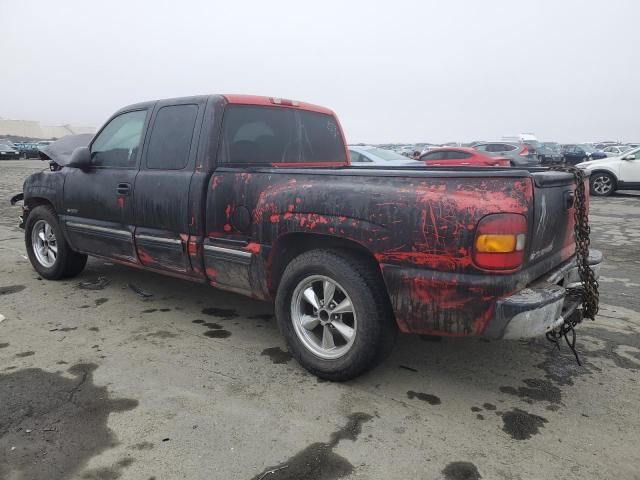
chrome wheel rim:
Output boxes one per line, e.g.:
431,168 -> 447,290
291,275 -> 357,359
592,175 -> 612,195
31,219 -> 57,268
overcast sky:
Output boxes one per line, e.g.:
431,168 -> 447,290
1,0 -> 638,144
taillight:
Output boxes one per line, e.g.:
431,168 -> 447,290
473,214 -> 527,270
519,145 -> 529,156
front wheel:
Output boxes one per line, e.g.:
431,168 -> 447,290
590,172 -> 615,197
275,249 -> 396,381
25,205 -> 87,279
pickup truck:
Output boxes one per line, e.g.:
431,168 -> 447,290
13,94 -> 602,380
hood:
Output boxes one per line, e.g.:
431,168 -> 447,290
577,157 -> 619,169
38,134 -> 94,165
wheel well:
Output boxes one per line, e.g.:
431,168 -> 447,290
268,233 -> 384,297
24,198 -> 55,219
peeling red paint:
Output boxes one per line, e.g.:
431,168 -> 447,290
223,224 -> 232,232
117,197 -> 125,209
137,248 -> 155,265
245,242 -> 261,254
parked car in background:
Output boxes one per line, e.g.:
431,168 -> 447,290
420,147 -> 509,166
20,142 -> 41,159
561,144 -> 607,165
36,140 -> 55,149
0,143 -> 21,159
537,142 -> 564,164
594,142 -> 617,150
626,143 -> 640,149
578,146 -> 640,196
348,146 -> 423,166
602,145 -> 630,157
472,142 -> 540,167
397,145 -> 417,157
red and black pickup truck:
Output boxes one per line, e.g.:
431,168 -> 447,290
13,94 -> 601,380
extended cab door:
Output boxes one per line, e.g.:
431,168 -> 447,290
63,109 -> 149,262
131,99 -> 205,273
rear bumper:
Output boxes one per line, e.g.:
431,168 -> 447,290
381,249 -> 602,338
487,249 -> 602,339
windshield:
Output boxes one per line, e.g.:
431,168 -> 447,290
0,144 -> 13,150
365,147 -> 409,161
579,144 -> 597,154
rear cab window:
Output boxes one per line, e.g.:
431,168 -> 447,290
219,105 -> 347,166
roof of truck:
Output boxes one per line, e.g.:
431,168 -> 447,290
114,94 -> 335,117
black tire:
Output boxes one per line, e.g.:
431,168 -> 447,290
590,172 -> 616,197
275,249 -> 397,381
25,205 -> 87,279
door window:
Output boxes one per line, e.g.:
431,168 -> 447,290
444,151 -> 472,160
349,151 -> 366,162
91,110 -> 147,168
146,104 -> 199,170
421,151 -> 446,160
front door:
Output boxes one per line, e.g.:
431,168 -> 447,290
619,150 -> 640,184
62,109 -> 149,262
132,100 -> 204,273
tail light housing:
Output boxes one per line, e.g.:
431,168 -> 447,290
519,144 -> 530,156
473,214 -> 527,270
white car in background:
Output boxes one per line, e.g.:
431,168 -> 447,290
577,147 -> 640,196
602,145 -> 631,157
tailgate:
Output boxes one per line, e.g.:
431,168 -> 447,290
526,171 -> 584,266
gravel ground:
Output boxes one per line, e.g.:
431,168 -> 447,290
1,159 -> 639,480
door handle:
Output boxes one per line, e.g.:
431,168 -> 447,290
117,183 -> 131,195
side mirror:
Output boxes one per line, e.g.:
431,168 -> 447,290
623,154 -> 636,160
68,146 -> 92,168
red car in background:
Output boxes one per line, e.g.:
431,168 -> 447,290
420,147 -> 510,167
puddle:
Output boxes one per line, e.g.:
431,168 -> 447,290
442,461 -> 482,480
406,390 -> 441,405
498,408 -> 547,440
0,363 -> 138,480
250,412 -> 372,480
0,285 -> 26,295
261,347 -> 292,364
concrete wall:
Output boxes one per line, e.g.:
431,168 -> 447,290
0,119 -> 95,140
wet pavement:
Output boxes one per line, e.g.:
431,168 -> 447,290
1,160 -> 639,480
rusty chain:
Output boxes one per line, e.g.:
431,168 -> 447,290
547,164 -> 600,320
544,164 -> 600,364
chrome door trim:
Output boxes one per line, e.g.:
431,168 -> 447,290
135,234 -> 182,245
66,221 -> 131,238
203,244 -> 252,258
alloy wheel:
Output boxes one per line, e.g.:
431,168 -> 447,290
291,275 -> 357,359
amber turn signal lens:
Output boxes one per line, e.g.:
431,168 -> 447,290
475,234 -> 517,253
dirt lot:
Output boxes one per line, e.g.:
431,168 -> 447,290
1,160 -> 639,480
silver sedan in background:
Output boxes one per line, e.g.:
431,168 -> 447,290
348,146 -> 423,167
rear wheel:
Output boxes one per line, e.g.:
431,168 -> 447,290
25,205 -> 87,279
590,172 -> 615,197
275,249 -> 396,381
